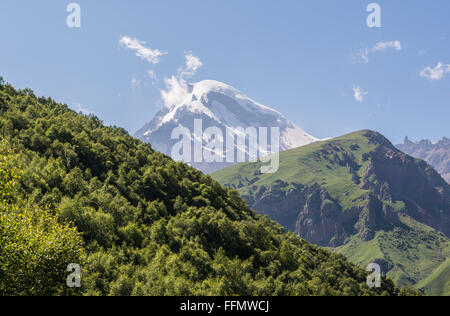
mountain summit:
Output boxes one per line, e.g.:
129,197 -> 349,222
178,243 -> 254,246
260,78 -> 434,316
213,130 -> 450,294
135,80 -> 318,173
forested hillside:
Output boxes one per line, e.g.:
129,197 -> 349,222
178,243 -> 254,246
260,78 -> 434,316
0,78 -> 414,296
0,144 -> 83,295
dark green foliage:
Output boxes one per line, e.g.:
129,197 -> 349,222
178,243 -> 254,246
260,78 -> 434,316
0,81 -> 411,296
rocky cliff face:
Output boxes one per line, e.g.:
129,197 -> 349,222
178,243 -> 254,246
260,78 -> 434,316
248,181 -> 404,247
365,138 -> 450,236
249,183 -> 352,246
217,130 -> 450,247
213,130 -> 450,292
397,137 -> 450,184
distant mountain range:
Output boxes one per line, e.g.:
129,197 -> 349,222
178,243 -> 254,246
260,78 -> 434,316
397,137 -> 450,184
213,130 -> 450,295
135,80 -> 318,173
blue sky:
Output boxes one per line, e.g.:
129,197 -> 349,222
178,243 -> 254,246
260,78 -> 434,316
0,0 -> 449,144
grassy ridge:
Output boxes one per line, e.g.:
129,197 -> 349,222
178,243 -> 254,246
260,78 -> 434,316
213,131 -> 376,209
213,130 -> 450,295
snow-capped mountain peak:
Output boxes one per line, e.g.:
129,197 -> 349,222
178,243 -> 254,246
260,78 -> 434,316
136,80 -> 319,173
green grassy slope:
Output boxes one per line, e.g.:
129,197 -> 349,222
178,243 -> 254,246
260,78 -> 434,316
415,258 -> 450,296
334,214 -> 450,292
214,131 -> 376,209
213,130 -> 450,295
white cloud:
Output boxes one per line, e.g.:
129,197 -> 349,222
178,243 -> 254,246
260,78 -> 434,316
147,70 -> 159,86
185,54 -> 203,73
372,41 -> 402,52
178,53 -> 203,79
161,76 -> 191,109
356,40 -> 402,63
420,62 -> 450,81
147,70 -> 157,81
160,53 -> 203,108
72,103 -> 93,115
131,77 -> 141,89
119,36 -> 167,64
353,86 -> 368,103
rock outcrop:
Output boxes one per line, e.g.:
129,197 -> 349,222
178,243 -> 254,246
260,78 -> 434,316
397,136 -> 450,184
218,130 -> 450,247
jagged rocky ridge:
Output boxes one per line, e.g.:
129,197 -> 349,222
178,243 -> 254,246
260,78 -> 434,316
213,131 -> 450,291
216,131 -> 450,246
397,136 -> 450,184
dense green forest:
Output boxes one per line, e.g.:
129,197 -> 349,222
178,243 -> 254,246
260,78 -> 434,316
0,77 -> 416,296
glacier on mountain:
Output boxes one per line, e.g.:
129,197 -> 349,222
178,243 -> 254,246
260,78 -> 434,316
135,80 -> 318,173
